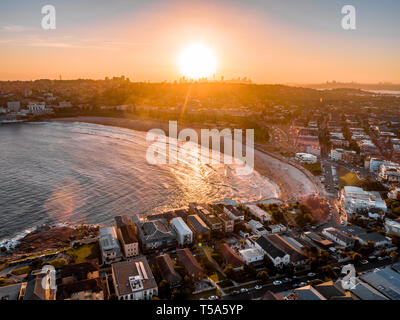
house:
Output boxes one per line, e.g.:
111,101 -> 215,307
267,234 -> 308,267
255,235 -> 290,267
360,266 -> 400,300
268,224 -> 287,234
111,257 -> 158,300
171,217 -> 193,246
302,231 -> 333,248
23,274 -> 56,300
114,215 -> 133,229
99,227 -> 122,265
357,232 -> 391,248
189,203 -> 222,231
137,218 -> 177,253
223,205 -> 244,222
248,220 -> 268,236
313,281 -> 356,300
219,243 -> 245,268
294,285 -> 327,300
155,254 -> 182,288
219,213 -> 234,233
245,204 -> 271,222
187,214 -> 211,241
322,227 -> 355,248
117,224 -> 139,258
176,248 -> 204,280
238,247 -> 264,265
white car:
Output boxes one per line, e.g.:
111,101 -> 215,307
307,272 -> 316,277
240,288 -> 248,293
273,280 -> 282,286
254,285 -> 262,290
208,296 -> 218,300
361,260 -> 369,265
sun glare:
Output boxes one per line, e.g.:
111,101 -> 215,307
178,44 -> 217,79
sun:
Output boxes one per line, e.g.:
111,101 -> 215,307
178,44 -> 217,79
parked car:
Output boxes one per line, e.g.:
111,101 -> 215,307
231,290 -> 240,296
240,288 -> 248,293
282,277 -> 291,283
361,260 -> 369,265
368,255 -> 376,260
307,272 -> 316,277
298,282 -> 307,287
378,256 -> 384,261
254,285 -> 262,290
273,280 -> 282,286
208,296 -> 218,300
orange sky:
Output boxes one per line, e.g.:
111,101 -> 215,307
0,0 -> 399,83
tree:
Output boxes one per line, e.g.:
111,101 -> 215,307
256,270 -> 270,284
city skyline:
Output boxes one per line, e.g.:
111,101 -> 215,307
0,0 -> 399,83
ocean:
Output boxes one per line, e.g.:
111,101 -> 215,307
0,121 -> 278,246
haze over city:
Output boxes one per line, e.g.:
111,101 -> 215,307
0,0 -> 399,83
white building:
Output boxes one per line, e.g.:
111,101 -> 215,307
116,225 -> 139,258
171,217 -> 193,246
28,103 -> 52,114
385,219 -> 400,236
112,257 -> 158,300
223,205 -> 244,222
99,227 -> 122,265
269,224 -> 287,234
238,247 -> 264,264
295,153 -> 317,164
379,164 -> 400,183
7,101 -> 20,112
322,227 -> 354,248
245,204 -> 271,222
248,220 -> 268,236
339,186 -> 387,215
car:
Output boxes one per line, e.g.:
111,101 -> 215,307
273,280 -> 282,286
307,272 -> 316,277
282,277 -> 291,283
361,260 -> 369,265
368,255 -> 376,260
254,285 -> 262,290
231,290 -> 240,296
240,288 -> 248,293
298,282 -> 307,287
208,296 -> 218,300
378,256 -> 384,261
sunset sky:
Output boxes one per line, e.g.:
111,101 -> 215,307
0,0 -> 399,83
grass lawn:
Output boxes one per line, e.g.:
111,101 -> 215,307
64,243 -> 100,264
11,265 -> 31,275
302,162 -> 322,176
337,167 -> 362,187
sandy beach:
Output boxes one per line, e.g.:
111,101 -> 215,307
50,116 -> 318,201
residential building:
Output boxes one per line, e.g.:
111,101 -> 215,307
176,248 -> 204,280
155,254 -> 182,288
267,234 -> 308,267
7,101 -> 20,112
357,232 -> 391,247
137,218 -> 177,253
223,205 -> 244,222
268,224 -> 287,234
322,227 -> 355,248
99,227 -> 122,265
238,247 -> 264,265
171,217 -> 193,246
219,212 -> 234,233
360,267 -> 400,300
339,186 -> 387,215
187,214 -> 211,241
255,235 -> 290,267
245,204 -> 271,222
380,164 -> 400,183
295,153 -> 317,164
117,224 -> 139,258
219,243 -> 245,268
189,203 -> 222,231
248,220 -> 268,236
112,257 -> 158,300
